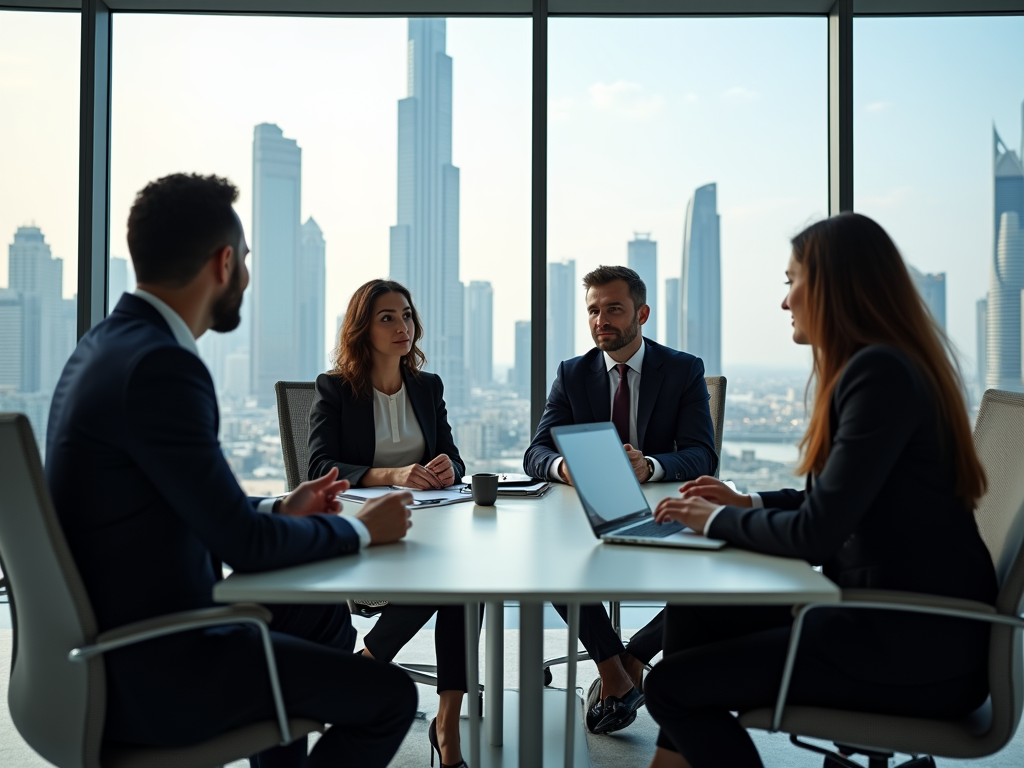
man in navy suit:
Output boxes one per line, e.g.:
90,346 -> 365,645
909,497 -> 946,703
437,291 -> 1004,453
524,265 -> 717,736
45,173 -> 416,768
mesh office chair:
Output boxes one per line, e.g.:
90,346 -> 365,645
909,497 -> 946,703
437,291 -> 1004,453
738,388 -> 1024,768
274,381 -> 449,693
0,413 -> 322,768
542,375 -> 728,686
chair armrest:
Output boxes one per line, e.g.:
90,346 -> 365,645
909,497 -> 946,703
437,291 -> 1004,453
771,594 -> 1024,733
69,603 -> 294,747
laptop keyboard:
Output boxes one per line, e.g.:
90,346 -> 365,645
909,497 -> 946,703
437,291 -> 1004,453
616,519 -> 685,539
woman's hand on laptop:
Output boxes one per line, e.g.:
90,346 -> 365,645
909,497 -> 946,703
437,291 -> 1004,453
653,495 -> 718,534
679,476 -> 752,507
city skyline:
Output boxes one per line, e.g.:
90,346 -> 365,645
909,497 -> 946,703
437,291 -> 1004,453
627,233 -> 658,342
547,260 -> 576,388
681,183 -> 722,376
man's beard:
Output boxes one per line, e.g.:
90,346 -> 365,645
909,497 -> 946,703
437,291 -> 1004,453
592,313 -> 641,352
210,259 -> 244,333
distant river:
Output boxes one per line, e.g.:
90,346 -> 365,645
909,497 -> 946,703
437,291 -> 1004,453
722,440 -> 800,464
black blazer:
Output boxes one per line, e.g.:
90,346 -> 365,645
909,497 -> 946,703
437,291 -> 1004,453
45,294 -> 361,635
307,370 -> 465,486
708,345 -> 998,683
523,339 -> 718,482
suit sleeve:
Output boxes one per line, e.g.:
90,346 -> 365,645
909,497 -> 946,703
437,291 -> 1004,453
707,349 -> 923,564
307,373 -> 372,486
523,361 -> 572,479
431,376 -> 465,480
649,356 -> 719,482
757,489 -> 806,510
124,349 -> 359,573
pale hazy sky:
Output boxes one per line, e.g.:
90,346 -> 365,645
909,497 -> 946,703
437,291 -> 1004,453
1,10 -> 1021,374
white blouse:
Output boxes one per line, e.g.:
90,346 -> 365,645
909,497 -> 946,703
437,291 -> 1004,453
372,384 -> 427,469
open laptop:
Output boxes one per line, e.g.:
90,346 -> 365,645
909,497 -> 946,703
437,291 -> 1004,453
551,422 -> 726,550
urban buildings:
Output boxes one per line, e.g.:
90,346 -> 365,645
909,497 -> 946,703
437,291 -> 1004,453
251,122 -> 303,406
297,217 -> 326,380
976,297 -> 988,390
985,127 -> 1024,392
513,320 -> 530,400
664,277 -> 680,350
908,264 -> 947,331
389,18 -> 465,408
109,256 -> 134,308
680,183 -> 721,376
627,233 -> 657,341
465,281 -> 494,389
547,260 -> 576,388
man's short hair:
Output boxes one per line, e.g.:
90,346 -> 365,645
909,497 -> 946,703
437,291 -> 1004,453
581,265 -> 647,310
127,173 -> 240,287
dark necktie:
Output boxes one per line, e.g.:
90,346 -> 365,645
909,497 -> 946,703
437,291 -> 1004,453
612,363 -> 631,445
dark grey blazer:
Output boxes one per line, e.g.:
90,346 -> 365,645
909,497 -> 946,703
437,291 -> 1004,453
307,369 -> 465,486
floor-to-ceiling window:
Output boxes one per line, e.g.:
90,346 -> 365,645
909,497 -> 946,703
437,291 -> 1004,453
108,14 -> 531,493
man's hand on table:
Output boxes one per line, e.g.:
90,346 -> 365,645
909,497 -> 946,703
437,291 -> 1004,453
624,444 -> 651,483
356,492 -> 414,545
277,467 -> 349,517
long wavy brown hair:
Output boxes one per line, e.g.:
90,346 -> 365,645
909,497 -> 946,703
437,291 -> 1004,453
329,279 -> 426,400
793,213 -> 986,507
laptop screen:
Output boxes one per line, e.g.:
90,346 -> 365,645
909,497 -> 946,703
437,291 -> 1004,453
552,423 -> 650,536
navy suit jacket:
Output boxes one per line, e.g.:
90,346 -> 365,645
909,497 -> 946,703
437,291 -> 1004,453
524,339 -> 718,482
45,294 -> 361,637
307,370 -> 465,485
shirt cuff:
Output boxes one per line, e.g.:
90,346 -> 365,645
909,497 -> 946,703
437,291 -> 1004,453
550,457 -> 565,483
703,505 -> 727,535
749,492 -> 764,508
646,456 -> 665,482
344,516 -> 372,549
257,498 -> 279,514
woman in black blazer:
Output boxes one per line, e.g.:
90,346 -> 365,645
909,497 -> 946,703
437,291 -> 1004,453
307,279 -> 472,768
642,213 -> 998,768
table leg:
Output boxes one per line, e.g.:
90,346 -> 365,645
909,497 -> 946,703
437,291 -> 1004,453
519,601 -> 544,768
485,600 -> 504,746
465,603 -> 480,768
564,603 -> 579,768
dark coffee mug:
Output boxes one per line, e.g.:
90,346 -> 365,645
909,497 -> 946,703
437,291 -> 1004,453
471,473 -> 499,505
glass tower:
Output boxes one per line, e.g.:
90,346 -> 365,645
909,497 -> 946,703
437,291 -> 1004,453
986,126 -> 1024,391
297,217 -> 326,380
547,260 -> 576,389
390,18 -> 464,408
251,122 -> 302,406
465,281 -> 494,389
680,183 -> 722,376
664,277 -> 680,350
627,233 -> 657,342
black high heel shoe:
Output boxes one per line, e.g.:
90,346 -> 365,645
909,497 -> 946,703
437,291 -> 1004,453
428,717 -> 468,768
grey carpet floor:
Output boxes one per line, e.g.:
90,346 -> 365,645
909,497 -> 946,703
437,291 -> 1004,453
3,627 -> 1022,767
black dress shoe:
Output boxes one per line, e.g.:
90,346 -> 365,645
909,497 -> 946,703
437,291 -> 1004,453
584,678 -> 604,733
593,686 -> 644,735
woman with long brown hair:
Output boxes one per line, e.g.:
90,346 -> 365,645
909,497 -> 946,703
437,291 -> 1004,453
642,213 -> 998,768
307,279 -> 474,768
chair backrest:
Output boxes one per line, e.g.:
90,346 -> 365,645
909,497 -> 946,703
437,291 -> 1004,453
0,414 -> 104,768
971,390 -> 1024,748
704,376 -> 727,479
275,381 -> 317,492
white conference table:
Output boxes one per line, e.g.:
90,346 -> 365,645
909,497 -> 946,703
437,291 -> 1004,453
215,483 -> 840,768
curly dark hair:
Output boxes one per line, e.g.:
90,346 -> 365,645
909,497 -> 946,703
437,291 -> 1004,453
127,173 -> 241,287
330,279 -> 426,399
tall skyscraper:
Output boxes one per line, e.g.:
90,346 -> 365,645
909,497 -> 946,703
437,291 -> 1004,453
547,260 -> 576,388
627,233 -> 657,341
664,277 -> 680,350
986,124 -> 1024,391
680,183 -> 721,375
976,296 -> 988,389
465,281 -> 493,389
0,289 -> 28,390
6,225 -> 74,393
297,217 -> 326,379
908,264 -> 947,331
109,256 -> 128,308
251,123 -> 302,406
389,18 -> 464,408
513,320 -> 530,400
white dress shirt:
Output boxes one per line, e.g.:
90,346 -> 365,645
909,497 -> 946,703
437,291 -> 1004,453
132,289 -> 371,548
703,492 -> 763,534
550,341 -> 666,483
372,385 -> 427,469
